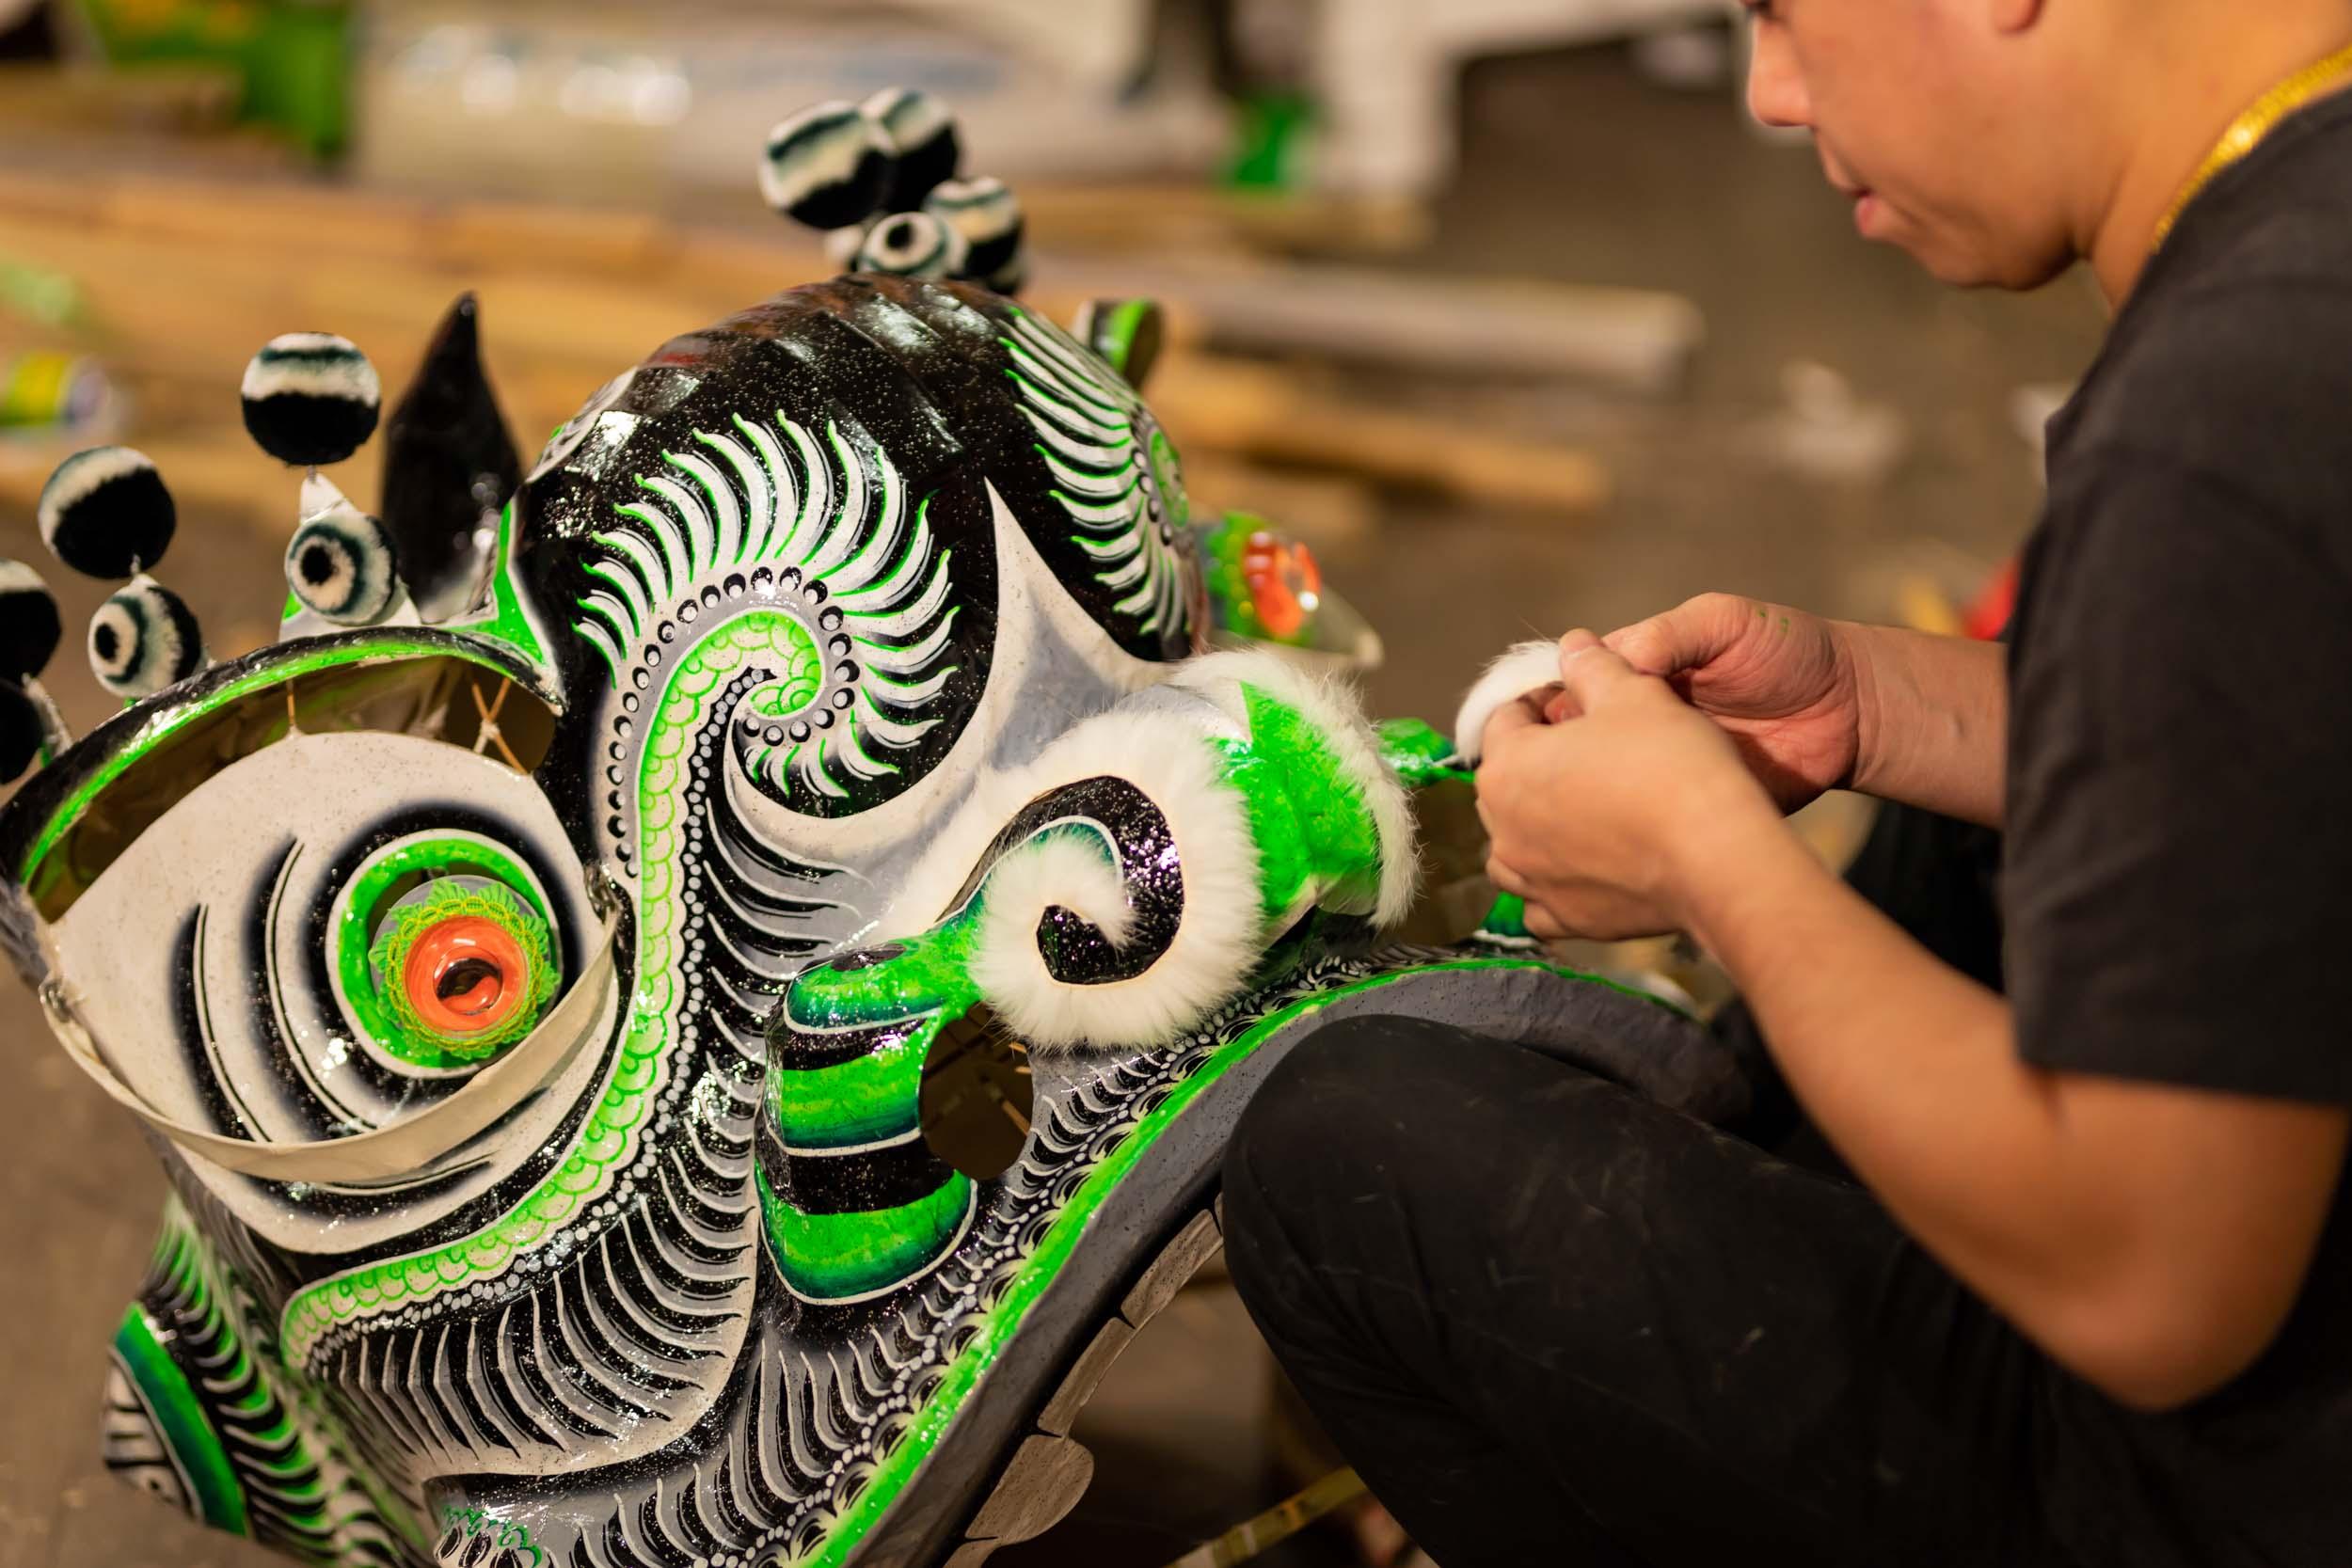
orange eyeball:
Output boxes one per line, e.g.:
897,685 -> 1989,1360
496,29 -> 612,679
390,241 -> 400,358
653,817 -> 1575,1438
1241,531 -> 1323,641
404,916 -> 531,1039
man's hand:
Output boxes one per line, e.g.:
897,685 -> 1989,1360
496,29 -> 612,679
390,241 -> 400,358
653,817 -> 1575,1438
1570,593 -> 1866,813
1479,630 -> 1783,940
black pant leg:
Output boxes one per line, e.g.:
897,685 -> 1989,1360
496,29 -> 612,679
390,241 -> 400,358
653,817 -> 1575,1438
1223,1014 -> 2079,1568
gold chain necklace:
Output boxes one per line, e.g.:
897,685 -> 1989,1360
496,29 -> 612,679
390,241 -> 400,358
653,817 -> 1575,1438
2153,39 -> 2352,250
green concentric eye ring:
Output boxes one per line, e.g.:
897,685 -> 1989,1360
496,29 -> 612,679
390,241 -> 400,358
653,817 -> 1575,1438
330,833 -> 560,1071
367,879 -> 557,1062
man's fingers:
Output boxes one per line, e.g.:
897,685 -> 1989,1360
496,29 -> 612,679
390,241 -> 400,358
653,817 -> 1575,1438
1603,592 -> 1756,677
1556,630 -> 1648,710
1486,857 -> 1533,898
1481,693 -> 1546,755
1521,901 -> 1569,940
1555,627 -> 1602,684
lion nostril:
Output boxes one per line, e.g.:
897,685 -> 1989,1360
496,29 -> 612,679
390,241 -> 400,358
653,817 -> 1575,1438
921,1003 -> 1034,1181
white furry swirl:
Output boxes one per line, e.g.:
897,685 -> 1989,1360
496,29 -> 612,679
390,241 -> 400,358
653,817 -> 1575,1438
882,650 -> 1417,1053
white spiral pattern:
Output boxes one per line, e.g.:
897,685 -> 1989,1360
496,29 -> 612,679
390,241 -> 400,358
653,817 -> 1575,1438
1001,308 -> 1191,640
569,414 -> 960,803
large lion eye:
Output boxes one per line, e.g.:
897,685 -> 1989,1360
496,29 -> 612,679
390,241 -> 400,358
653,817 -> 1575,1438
334,835 -> 562,1070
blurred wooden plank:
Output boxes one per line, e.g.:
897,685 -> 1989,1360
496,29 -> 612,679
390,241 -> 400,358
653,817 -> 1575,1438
1067,257 -> 1704,393
1182,457 -> 1380,551
0,167 -> 1609,522
1,167 -> 1684,388
0,63 -> 240,135
1156,357 -> 1610,515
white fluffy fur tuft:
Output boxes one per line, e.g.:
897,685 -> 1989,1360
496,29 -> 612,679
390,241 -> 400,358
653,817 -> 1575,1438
877,647 -> 1423,1054
1453,641 -> 1563,767
1166,650 -> 1420,928
958,708 -> 1262,1053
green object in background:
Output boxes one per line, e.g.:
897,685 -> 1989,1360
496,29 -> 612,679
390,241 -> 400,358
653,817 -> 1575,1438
0,257 -> 81,326
1227,89 -> 1317,191
1195,509 -> 1279,643
73,0 -> 353,157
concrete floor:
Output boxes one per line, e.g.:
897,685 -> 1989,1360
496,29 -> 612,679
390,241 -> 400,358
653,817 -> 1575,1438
0,38 -> 2106,1568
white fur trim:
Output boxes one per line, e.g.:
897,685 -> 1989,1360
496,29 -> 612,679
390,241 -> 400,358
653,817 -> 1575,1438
240,334 -> 379,404
1453,641 -> 1563,767
949,706 -> 1262,1053
1165,650 -> 1419,928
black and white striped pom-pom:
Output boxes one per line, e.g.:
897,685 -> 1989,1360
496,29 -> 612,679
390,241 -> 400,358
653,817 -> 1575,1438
38,446 -> 176,579
0,680 -> 44,784
924,177 -> 1025,291
89,576 -> 204,700
853,211 -> 968,281
977,249 -> 1028,296
241,334 -> 382,467
0,559 -> 62,686
862,87 -> 961,212
761,101 -> 892,231
286,474 -> 404,626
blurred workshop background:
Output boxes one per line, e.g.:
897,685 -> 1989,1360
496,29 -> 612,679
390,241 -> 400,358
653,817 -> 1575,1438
0,2 -> 2104,1565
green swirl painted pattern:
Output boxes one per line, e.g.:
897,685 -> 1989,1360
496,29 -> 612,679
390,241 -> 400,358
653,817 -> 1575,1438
278,611 -> 801,1365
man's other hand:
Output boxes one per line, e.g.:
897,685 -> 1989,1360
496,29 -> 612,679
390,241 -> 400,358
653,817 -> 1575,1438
1581,593 -> 1867,812
1479,630 -> 1782,941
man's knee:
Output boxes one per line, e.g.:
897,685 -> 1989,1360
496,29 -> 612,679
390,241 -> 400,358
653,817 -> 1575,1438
1221,1015 -> 1628,1279
1226,1015 -> 1463,1212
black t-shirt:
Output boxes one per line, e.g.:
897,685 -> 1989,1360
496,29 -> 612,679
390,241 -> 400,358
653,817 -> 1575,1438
2007,88 -> 2352,1565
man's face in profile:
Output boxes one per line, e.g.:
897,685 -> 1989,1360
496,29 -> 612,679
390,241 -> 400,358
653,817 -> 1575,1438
1741,0 -> 2078,292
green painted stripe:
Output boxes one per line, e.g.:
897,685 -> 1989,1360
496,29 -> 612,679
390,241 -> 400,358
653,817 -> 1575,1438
112,1307 -> 250,1536
759,1166 -> 973,1302
769,1029 -> 930,1149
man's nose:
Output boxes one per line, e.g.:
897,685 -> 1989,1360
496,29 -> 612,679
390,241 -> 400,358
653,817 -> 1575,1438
1745,24 -> 1813,130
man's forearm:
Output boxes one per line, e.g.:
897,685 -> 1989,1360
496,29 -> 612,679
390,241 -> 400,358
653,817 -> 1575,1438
1841,625 -> 2007,827
1677,807 -> 2346,1408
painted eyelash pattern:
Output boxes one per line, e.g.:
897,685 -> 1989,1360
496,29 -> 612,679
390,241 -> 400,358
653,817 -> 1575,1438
1000,307 -> 1191,641
570,413 -> 961,810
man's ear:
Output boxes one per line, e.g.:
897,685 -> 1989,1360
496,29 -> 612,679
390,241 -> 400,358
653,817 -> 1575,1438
1989,0 -> 2046,34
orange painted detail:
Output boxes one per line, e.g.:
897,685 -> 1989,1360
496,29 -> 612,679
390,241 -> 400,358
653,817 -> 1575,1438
1241,532 -> 1323,642
405,917 -> 531,1039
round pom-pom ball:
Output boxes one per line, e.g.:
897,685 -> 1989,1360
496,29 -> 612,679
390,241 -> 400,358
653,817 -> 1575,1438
241,333 -> 382,467
853,211 -> 968,281
0,680 -> 43,784
287,476 -> 404,626
0,559 -> 62,684
923,176 -> 1025,283
760,101 -> 891,231
862,87 -> 961,212
38,446 -> 176,579
981,252 -> 1029,295
89,576 -> 203,700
